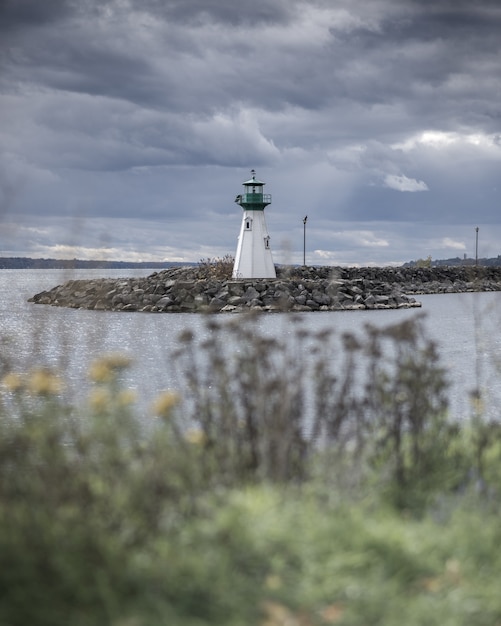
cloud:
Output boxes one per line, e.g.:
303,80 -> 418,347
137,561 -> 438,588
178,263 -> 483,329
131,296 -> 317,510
383,174 -> 429,193
441,237 -> 466,251
1,0 -> 501,265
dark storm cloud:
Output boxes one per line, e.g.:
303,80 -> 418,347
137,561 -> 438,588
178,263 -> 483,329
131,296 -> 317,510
0,0 -> 73,31
326,8 -> 501,126
132,0 -> 293,26
1,0 -> 500,263
4,0 -> 499,125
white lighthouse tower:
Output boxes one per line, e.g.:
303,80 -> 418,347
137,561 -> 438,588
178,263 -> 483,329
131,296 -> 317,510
232,170 -> 276,279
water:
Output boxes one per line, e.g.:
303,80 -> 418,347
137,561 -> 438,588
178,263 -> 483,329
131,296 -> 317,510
1,268 -> 501,421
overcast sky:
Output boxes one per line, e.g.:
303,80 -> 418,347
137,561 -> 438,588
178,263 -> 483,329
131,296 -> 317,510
1,0 -> 500,266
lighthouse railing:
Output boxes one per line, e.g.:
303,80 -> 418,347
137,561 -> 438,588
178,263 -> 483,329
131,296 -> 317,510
241,193 -> 272,204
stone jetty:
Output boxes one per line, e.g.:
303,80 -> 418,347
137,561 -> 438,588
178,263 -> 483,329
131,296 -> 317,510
28,265 -> 501,314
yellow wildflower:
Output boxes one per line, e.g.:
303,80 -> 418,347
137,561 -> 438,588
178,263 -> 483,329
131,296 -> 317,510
2,372 -> 24,392
116,389 -> 137,407
185,428 -> 206,446
89,353 -> 132,383
27,368 -> 64,395
101,353 -> 133,370
151,391 -> 181,418
88,387 -> 112,412
89,360 -> 114,383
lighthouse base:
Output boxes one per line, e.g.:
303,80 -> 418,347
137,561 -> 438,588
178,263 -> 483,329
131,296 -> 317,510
232,210 -> 276,279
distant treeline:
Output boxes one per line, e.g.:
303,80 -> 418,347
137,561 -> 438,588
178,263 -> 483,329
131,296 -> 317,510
404,256 -> 501,268
3,255 -> 501,270
0,257 -> 192,270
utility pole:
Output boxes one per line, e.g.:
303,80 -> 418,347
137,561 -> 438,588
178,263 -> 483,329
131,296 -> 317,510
475,226 -> 479,266
303,215 -> 308,266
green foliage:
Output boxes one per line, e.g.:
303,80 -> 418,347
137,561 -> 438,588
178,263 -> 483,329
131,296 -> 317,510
415,255 -> 432,268
1,316 -> 501,624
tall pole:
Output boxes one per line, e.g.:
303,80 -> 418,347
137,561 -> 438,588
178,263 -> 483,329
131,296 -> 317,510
475,226 -> 479,266
303,216 -> 308,266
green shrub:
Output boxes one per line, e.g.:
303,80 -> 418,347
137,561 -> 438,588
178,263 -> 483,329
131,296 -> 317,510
1,315 -> 500,624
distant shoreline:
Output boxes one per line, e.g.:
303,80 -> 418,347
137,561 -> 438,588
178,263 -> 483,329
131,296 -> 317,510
3,255 -> 501,270
0,257 -> 193,270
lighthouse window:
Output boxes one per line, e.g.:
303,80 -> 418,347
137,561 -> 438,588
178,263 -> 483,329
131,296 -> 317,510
264,236 -> 270,249
245,219 -> 252,230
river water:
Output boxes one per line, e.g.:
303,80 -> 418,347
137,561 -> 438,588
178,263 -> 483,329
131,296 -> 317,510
1,269 -> 501,421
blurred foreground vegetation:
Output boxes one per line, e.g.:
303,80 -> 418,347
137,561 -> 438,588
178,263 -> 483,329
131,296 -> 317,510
2,313 -> 501,625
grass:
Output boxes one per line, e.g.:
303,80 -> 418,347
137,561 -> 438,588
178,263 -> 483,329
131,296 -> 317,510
1,311 -> 501,625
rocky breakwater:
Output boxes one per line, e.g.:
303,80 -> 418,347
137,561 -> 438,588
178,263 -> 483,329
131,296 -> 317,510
338,265 -> 501,295
29,265 -> 423,313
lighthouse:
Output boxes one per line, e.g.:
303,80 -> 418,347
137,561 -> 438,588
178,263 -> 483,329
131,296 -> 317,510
232,170 -> 276,279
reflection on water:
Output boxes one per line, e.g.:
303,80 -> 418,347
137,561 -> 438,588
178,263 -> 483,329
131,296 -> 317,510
1,269 -> 501,421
